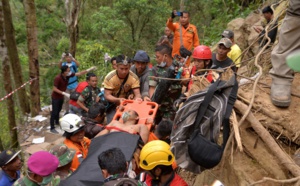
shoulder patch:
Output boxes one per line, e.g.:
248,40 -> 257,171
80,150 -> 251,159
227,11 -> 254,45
105,70 -> 117,81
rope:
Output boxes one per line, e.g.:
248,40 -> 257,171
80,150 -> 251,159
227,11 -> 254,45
0,78 -> 38,102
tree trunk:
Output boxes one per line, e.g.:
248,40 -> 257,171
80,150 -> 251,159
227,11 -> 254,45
2,0 -> 30,114
23,0 -> 40,116
64,0 -> 81,57
0,1 -> 19,148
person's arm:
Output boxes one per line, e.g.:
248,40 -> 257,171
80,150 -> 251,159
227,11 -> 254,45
132,88 -> 142,100
52,85 -> 69,97
166,11 -> 177,32
149,86 -> 155,99
73,58 -> 80,67
75,66 -> 96,76
95,128 -> 110,137
104,89 -> 124,104
77,98 -> 89,112
58,52 -> 66,68
139,125 -> 149,143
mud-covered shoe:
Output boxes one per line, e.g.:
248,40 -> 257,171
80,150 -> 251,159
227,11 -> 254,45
270,83 -> 291,107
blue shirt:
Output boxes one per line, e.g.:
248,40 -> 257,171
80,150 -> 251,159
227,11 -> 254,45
62,61 -> 78,90
0,170 -> 20,186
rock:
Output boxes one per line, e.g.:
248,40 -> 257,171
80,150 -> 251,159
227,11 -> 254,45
227,18 -> 247,49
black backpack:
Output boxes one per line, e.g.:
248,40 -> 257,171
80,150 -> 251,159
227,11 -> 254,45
170,70 -> 238,173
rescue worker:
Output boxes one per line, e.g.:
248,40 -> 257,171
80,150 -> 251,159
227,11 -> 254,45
269,0 -> 300,107
49,144 -> 76,183
157,27 -> 174,48
221,30 -> 242,70
58,52 -> 80,114
83,102 -> 106,139
103,55 -> 142,123
76,73 -> 101,116
139,140 -> 188,186
13,151 -> 59,186
50,65 -> 96,134
212,38 -> 236,72
167,10 -> 199,67
60,114 -> 91,171
149,45 -> 182,124
130,50 -> 151,101
97,109 -> 149,143
148,120 -> 173,144
0,150 -> 22,186
253,6 -> 278,48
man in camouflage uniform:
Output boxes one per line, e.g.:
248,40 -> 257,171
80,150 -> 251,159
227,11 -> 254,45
49,144 -> 76,185
149,45 -> 182,124
13,151 -> 59,186
77,73 -> 100,116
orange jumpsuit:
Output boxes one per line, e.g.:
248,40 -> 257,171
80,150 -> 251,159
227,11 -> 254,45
167,18 -> 200,67
64,137 -> 91,171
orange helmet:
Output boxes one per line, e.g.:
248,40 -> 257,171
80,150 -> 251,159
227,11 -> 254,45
192,45 -> 212,60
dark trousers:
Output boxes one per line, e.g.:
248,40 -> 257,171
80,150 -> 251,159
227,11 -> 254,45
50,98 -> 64,129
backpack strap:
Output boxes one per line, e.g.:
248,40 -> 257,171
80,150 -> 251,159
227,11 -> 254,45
221,77 -> 238,149
116,73 -> 129,98
193,79 -> 221,131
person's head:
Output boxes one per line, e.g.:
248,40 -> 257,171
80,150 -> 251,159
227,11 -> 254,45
122,109 -> 139,124
98,148 -> 127,178
262,6 -> 273,21
60,114 -> 85,143
111,57 -> 117,70
221,29 -> 234,43
86,73 -> 98,88
139,140 -> 174,180
217,38 -> 232,60
180,11 -> 190,27
133,50 -> 150,74
88,102 -> 106,123
116,55 -> 131,79
86,72 -> 95,81
27,151 -> 59,185
0,150 -> 22,173
164,27 -> 171,36
61,65 -> 70,77
192,45 -> 213,70
154,120 -> 173,143
49,144 -> 75,171
155,44 -> 172,67
64,53 -> 72,63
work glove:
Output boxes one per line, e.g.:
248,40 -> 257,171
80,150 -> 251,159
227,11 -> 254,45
86,66 -> 97,72
62,92 -> 70,98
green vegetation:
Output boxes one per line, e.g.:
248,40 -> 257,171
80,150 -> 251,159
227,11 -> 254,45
0,0 -> 264,148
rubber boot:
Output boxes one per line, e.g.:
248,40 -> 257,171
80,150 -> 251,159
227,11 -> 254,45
270,83 -> 291,107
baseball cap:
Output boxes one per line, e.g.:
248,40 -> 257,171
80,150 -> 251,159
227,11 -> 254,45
133,50 -> 150,63
0,149 -> 21,167
218,38 -> 232,49
221,30 -> 234,39
27,151 -> 59,176
49,144 -> 75,167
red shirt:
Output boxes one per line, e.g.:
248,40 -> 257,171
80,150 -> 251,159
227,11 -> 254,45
51,73 -> 75,99
145,173 -> 188,186
70,81 -> 89,107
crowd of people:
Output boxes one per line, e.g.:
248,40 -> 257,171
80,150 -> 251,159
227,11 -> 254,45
1,2 -> 298,184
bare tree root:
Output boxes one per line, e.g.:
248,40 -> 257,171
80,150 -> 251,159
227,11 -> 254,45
248,176 -> 300,186
234,100 -> 300,177
231,110 -> 243,152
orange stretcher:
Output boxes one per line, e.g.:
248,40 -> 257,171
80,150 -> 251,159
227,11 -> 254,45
112,100 -> 158,130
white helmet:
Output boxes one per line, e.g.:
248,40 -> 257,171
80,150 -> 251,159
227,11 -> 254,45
59,114 -> 84,133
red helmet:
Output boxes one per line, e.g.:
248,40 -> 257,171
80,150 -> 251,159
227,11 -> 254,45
192,45 -> 212,60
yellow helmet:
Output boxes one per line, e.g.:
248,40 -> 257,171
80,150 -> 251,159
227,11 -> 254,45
139,140 -> 174,170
